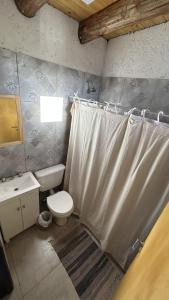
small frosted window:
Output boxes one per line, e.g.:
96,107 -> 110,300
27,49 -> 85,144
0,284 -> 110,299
40,96 -> 63,122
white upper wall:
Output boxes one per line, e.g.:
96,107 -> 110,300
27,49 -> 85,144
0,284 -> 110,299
0,0 -> 106,75
103,22 -> 169,79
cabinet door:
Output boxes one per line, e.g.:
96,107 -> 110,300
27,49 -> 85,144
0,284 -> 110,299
0,198 -> 23,242
21,190 -> 39,230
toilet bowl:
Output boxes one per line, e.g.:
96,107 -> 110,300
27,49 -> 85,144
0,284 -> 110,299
35,164 -> 74,226
47,191 -> 74,225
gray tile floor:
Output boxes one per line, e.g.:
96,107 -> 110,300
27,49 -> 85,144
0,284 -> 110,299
3,217 -> 80,300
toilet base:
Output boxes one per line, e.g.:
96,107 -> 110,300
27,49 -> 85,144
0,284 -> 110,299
54,216 -> 67,226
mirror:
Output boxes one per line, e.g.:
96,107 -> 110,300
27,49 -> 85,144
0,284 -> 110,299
0,95 -> 23,147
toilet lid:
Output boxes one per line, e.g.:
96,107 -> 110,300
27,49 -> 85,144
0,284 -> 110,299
47,191 -> 74,216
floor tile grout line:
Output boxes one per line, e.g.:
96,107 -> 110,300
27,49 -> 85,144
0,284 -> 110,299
21,261 -> 62,298
5,219 -> 80,299
8,236 -> 62,297
11,252 -> 61,297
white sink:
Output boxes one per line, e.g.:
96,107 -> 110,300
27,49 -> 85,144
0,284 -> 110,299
0,172 -> 40,204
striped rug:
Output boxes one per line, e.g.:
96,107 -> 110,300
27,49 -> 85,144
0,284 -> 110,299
50,223 -> 123,300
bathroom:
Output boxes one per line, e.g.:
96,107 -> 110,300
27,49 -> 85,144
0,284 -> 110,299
1,0 -> 169,299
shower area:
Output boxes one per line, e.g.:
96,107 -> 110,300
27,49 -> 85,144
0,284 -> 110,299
64,97 -> 169,270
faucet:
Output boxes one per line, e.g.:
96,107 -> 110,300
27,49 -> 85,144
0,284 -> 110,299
17,173 -> 23,177
1,178 -> 6,183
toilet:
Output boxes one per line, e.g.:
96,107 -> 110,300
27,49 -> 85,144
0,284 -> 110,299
35,164 -> 74,226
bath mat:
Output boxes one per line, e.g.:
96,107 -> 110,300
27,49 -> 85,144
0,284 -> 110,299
50,224 -> 123,300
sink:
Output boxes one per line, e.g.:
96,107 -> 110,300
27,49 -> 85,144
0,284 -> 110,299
0,172 -> 40,204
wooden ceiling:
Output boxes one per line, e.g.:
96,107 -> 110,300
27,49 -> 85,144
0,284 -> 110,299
48,0 -> 118,21
79,0 -> 169,43
15,0 -> 169,44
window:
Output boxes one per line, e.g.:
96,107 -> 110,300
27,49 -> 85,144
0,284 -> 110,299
40,96 -> 63,122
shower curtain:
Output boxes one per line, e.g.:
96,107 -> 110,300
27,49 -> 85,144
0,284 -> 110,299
64,102 -> 169,269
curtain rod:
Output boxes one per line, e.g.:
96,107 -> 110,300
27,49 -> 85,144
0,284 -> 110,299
69,95 -> 169,123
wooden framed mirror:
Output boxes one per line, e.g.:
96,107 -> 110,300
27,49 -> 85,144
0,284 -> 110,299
0,95 -> 23,147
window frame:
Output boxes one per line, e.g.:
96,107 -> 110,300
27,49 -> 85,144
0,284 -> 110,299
0,95 -> 24,148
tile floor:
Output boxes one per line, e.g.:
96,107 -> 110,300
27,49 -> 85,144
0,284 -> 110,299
3,217 -> 80,300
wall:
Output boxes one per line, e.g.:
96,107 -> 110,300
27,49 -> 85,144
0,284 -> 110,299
0,48 -> 101,178
0,0 -> 105,178
0,0 -> 106,76
100,23 -> 169,114
103,22 -> 169,79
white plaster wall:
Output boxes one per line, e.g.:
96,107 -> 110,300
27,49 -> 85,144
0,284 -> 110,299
0,0 -> 106,75
103,22 -> 169,79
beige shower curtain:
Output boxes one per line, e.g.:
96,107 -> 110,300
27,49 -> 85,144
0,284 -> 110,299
64,102 -> 169,269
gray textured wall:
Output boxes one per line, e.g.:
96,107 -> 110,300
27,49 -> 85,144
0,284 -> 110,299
100,77 -> 169,114
1,47 -> 169,179
0,48 -> 101,178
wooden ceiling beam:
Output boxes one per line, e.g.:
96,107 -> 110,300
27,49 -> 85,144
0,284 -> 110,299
78,0 -> 169,43
14,0 -> 48,18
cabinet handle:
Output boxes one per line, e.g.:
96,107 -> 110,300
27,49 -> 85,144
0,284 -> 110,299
16,207 -> 20,211
22,205 -> 26,209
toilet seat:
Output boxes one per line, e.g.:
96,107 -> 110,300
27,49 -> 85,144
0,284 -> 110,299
47,191 -> 74,218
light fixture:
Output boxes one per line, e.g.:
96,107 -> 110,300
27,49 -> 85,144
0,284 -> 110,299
81,0 -> 95,5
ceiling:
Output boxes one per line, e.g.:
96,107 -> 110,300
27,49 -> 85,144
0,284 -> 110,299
48,0 -> 118,21
14,0 -> 169,44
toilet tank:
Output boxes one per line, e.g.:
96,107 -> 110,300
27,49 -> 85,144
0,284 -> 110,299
35,164 -> 65,192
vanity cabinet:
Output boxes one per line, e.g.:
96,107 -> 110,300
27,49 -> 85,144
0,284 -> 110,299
21,191 -> 39,230
0,190 -> 39,242
0,198 -> 22,242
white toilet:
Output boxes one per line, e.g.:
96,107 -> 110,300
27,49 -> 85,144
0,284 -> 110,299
35,164 -> 74,226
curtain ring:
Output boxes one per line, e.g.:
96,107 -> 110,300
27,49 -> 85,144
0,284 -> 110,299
127,107 -> 137,115
109,101 -> 121,114
87,99 -> 90,106
104,102 -> 110,111
73,91 -> 80,103
106,103 -> 110,111
110,101 -> 117,114
95,101 -> 99,107
114,103 -> 117,114
157,111 -> 164,123
141,109 -> 150,120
